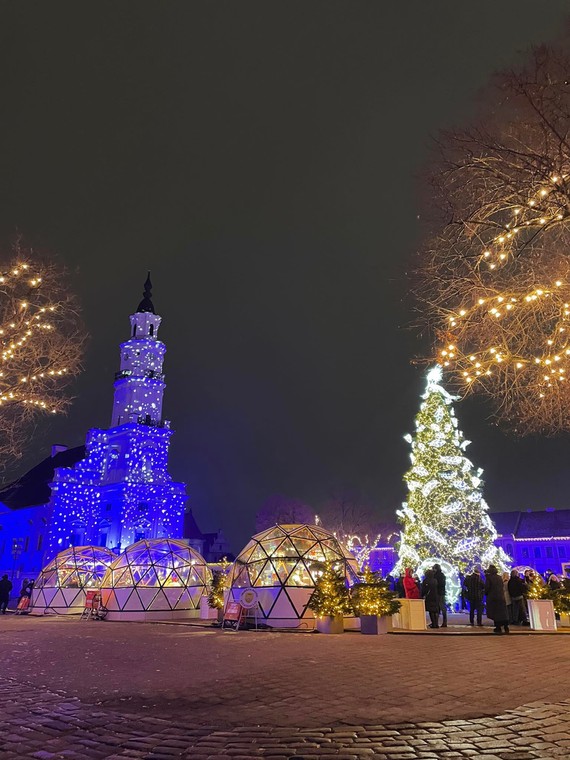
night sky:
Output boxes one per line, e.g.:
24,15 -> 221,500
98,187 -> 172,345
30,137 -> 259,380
1,3 -> 570,551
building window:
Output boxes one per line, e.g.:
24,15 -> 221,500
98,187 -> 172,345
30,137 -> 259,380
506,543 -> 513,556
522,548 -> 529,559
37,534 -> 43,552
132,324 -> 137,337
138,502 -> 149,513
559,546 -> 566,557
70,533 -> 82,547
546,546 -> 553,558
134,531 -> 145,542
99,532 -> 108,547
534,546 -> 541,558
149,324 -> 154,336
24,537 -> 29,552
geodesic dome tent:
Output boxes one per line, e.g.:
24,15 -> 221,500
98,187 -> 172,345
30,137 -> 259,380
100,538 -> 211,621
31,546 -> 115,615
229,524 -> 359,628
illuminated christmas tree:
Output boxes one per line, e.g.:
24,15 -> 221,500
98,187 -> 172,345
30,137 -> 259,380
351,568 -> 400,617
397,366 -> 508,575
308,562 -> 353,617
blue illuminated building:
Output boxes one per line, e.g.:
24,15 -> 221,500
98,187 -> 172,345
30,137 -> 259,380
0,275 -> 195,579
47,274 -> 186,556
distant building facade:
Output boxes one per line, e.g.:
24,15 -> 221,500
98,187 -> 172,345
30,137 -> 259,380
0,276 -> 226,581
492,509 -> 570,575
365,509 -> 570,578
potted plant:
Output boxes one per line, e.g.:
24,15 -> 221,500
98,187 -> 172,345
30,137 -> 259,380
351,568 -> 401,635
207,568 -> 228,623
308,562 -> 353,633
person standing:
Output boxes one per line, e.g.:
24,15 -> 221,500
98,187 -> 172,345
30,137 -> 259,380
485,565 -> 509,634
17,579 -> 29,606
422,569 -> 440,628
463,566 -> 485,626
433,563 -> 447,627
508,570 -> 529,625
0,574 -> 12,614
403,567 -> 420,599
502,572 -> 512,624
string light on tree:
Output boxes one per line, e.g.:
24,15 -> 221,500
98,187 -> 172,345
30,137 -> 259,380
419,45 -> 570,433
396,366 -> 509,576
307,562 -> 353,618
0,238 -> 84,465
351,567 -> 401,617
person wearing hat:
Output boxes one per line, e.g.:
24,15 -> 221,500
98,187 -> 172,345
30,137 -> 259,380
463,565 -> 485,626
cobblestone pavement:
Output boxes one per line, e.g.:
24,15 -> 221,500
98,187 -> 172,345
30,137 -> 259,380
1,616 -> 570,758
2,677 -> 570,759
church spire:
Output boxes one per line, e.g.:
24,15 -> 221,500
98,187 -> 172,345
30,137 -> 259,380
137,271 -> 155,314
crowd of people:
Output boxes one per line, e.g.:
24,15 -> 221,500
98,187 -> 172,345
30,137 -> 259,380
387,565 -> 562,634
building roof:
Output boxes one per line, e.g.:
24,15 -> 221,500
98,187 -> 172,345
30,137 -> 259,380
136,272 -> 155,314
0,445 -> 86,510
491,509 -> 570,539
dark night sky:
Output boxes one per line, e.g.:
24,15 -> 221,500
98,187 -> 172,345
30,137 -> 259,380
1,3 -> 570,551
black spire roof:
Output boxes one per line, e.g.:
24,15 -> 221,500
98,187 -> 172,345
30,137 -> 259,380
136,271 -> 155,314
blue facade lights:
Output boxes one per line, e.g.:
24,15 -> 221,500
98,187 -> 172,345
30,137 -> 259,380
47,278 -> 187,557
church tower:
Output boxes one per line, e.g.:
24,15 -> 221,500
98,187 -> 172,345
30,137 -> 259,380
47,275 -> 187,556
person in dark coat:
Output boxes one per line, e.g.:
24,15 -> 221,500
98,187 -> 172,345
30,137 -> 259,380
433,563 -> 447,627
485,565 -> 509,634
463,565 -> 485,626
403,567 -> 420,599
395,573 -> 405,599
507,570 -> 529,625
421,569 -> 440,628
0,574 -> 12,614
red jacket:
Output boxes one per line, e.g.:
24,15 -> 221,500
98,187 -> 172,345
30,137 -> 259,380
403,568 -> 420,599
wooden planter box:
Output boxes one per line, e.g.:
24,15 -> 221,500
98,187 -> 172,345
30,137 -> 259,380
527,599 -> 557,631
392,598 -> 427,630
360,614 -> 393,635
199,596 -> 220,620
316,615 -> 344,634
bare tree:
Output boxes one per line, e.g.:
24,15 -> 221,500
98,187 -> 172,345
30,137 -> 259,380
254,493 -> 315,532
419,44 -> 570,434
0,239 -> 85,467
318,487 -> 399,566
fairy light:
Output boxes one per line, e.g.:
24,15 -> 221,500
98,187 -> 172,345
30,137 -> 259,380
0,253 -> 83,460
419,48 -> 570,433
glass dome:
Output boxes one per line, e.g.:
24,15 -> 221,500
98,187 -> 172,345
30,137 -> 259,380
100,538 -> 211,620
229,524 -> 359,628
32,546 -> 115,615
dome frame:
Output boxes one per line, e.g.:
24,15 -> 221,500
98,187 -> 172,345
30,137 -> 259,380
31,545 -> 116,615
101,538 -> 211,621
229,524 -> 359,628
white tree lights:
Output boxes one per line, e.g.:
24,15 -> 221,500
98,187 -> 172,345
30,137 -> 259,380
397,367 -> 509,575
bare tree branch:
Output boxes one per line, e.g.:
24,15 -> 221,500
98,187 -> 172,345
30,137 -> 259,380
417,44 -> 570,434
0,237 -> 86,468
